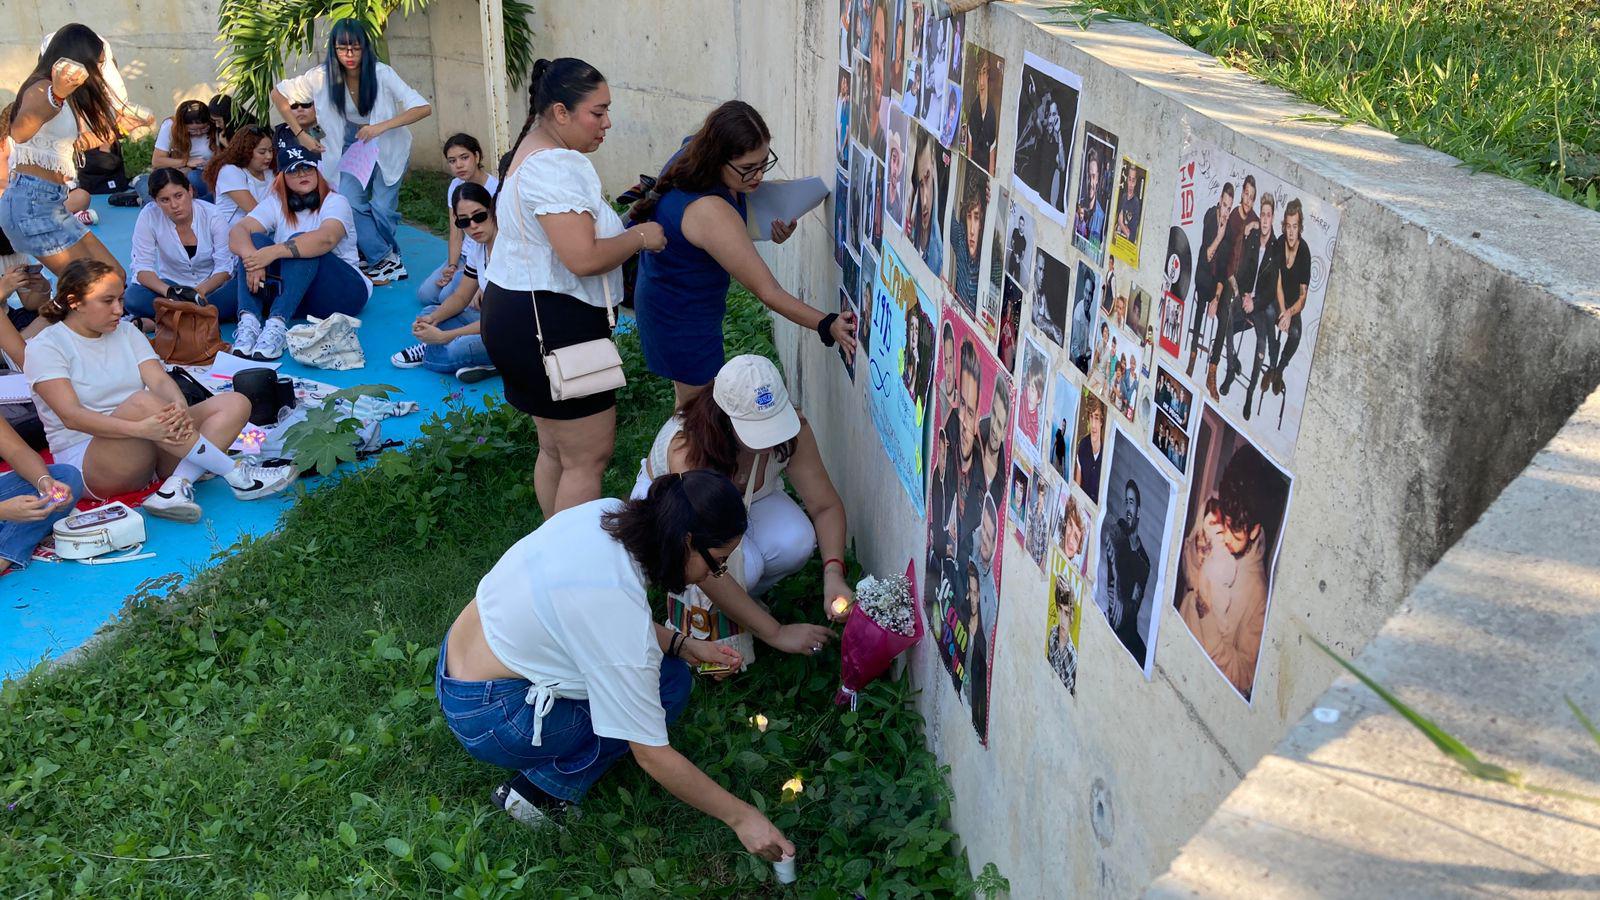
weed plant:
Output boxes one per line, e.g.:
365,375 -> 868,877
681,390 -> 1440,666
0,292 -> 1004,897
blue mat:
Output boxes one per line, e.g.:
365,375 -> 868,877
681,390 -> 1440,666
1,195 -> 497,679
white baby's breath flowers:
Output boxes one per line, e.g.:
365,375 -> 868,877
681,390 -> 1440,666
854,574 -> 916,636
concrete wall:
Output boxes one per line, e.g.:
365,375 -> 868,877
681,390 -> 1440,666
522,1 -> 1600,896
0,2 -> 492,173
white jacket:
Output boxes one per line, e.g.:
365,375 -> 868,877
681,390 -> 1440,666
128,200 -> 236,288
276,62 -> 428,186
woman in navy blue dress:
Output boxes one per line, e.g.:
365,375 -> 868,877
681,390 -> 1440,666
631,101 -> 857,408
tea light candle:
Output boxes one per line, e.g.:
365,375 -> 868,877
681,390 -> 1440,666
239,426 -> 268,453
748,713 -> 769,732
831,596 -> 852,617
781,775 -> 804,799
773,853 -> 796,884
38,481 -> 72,504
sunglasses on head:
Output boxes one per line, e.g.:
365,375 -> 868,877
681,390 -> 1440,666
696,545 -> 729,579
454,210 -> 491,229
288,101 -> 314,111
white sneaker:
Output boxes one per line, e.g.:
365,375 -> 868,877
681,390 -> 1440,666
252,318 -> 289,361
391,344 -> 427,369
232,315 -> 262,358
224,458 -> 296,500
490,782 -> 554,832
145,479 -> 202,523
381,251 -> 407,281
455,365 -> 497,383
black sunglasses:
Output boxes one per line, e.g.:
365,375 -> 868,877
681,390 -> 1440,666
696,545 -> 729,579
726,151 -> 779,181
288,101 -> 314,111
454,210 -> 491,229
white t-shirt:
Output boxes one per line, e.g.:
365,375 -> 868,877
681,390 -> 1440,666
24,321 -> 159,454
483,149 -> 624,307
154,119 -> 214,163
448,174 -> 500,267
246,193 -> 372,298
475,499 -> 669,746
212,164 -> 271,223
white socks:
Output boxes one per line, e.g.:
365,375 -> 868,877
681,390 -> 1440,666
183,436 -> 238,477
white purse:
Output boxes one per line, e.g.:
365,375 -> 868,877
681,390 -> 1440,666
52,502 -> 147,561
286,313 -> 366,370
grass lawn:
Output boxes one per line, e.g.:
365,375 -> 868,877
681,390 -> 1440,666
0,294 -> 1004,897
1054,0 -> 1600,209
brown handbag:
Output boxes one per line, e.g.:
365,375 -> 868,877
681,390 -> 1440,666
152,294 -> 230,365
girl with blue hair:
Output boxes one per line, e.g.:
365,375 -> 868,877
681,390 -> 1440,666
269,19 -> 431,286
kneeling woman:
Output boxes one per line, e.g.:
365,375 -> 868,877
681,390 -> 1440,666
633,355 -> 854,624
23,260 -> 295,521
125,167 -> 237,322
227,135 -> 370,360
439,470 -> 827,854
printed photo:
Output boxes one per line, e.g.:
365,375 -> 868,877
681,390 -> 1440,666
886,105 -> 910,227
1092,319 -> 1142,424
1024,473 -> 1055,570
1046,550 -> 1085,696
866,245 -> 938,512
847,143 -> 868,258
1029,246 -> 1071,347
836,67 -> 852,170
1046,369 -> 1079,482
903,0 -> 927,112
979,186 -> 1009,338
957,45 -> 1004,174
905,121 -> 951,279
1126,284 -> 1152,342
946,155 -> 990,320
938,83 -> 963,148
1110,156 -> 1147,268
840,0 -> 855,65
1164,139 -> 1342,463
833,165 -> 851,267
887,0 -> 907,97
851,52 -> 872,150
859,248 -> 880,360
1173,404 -> 1293,702
868,154 -> 885,248
839,287 -> 859,379
1011,52 -> 1081,225
997,276 -> 1023,374
1094,426 -> 1177,678
1152,411 -> 1190,474
1068,261 -> 1099,374
854,0 -> 873,58
1013,334 -> 1049,462
862,0 -> 891,160
1159,225 -> 1190,358
842,252 -> 861,307
1003,199 -> 1037,296
1072,389 -> 1106,505
926,301 -> 1014,745
1008,458 -> 1031,536
1154,366 -> 1192,430
1072,123 -> 1118,264
1054,485 -> 1091,577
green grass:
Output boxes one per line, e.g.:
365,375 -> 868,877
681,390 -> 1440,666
398,169 -> 453,235
1053,0 -> 1600,209
0,291 -> 1003,898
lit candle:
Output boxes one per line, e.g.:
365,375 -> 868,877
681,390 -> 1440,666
781,775 -> 804,799
749,714 -> 769,732
238,426 -> 268,453
831,596 -> 852,617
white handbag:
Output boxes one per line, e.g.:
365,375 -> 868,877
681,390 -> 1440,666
286,313 -> 366,370
52,502 -> 147,561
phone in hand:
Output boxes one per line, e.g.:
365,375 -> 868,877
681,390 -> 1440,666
23,264 -> 43,275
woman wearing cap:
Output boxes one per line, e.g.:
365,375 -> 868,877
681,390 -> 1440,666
628,101 -> 856,409
482,58 -> 664,519
634,355 -> 855,626
439,470 -> 827,856
150,98 -> 221,201
226,133 -> 370,361
124,167 -> 238,323
270,18 -> 431,286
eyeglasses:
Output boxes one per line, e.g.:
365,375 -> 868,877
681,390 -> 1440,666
335,44 -> 363,56
696,545 -> 729,579
288,101 -> 314,111
726,151 -> 779,181
454,210 -> 491,229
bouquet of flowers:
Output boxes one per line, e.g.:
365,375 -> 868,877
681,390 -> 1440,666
836,567 -> 923,709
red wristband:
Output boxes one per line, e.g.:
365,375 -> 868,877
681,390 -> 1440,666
823,558 -> 845,574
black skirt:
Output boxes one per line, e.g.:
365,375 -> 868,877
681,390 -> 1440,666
480,284 -> 617,420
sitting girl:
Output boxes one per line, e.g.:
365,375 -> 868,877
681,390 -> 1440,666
125,167 -> 237,322
149,99 -> 220,201
23,260 -> 294,522
227,134 -> 370,361
633,354 -> 855,630
0,415 -> 81,575
203,124 -> 275,224
418,133 -> 499,306
390,181 -> 496,382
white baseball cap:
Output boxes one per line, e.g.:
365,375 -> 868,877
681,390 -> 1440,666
712,355 -> 801,449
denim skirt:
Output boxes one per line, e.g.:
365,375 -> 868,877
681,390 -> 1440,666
0,172 -> 88,258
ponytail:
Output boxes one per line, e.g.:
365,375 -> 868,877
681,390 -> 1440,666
40,259 -> 118,323
498,57 -> 606,187
600,470 -> 747,594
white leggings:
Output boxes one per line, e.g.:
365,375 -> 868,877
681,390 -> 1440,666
631,465 -> 817,596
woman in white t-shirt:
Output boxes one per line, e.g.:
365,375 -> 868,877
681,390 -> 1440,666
417,132 -> 499,306
226,134 -> 371,361
124,168 -> 237,322
270,19 -> 431,285
201,124 -> 275,223
23,259 -> 294,521
482,58 -> 665,519
150,99 -> 221,202
439,470 -> 833,846
390,181 -> 495,382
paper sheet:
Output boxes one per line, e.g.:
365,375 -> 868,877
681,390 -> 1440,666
207,352 -> 282,381
338,139 -> 380,188
0,372 -> 30,404
745,178 -> 830,241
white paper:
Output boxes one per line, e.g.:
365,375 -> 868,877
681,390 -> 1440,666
208,352 -> 281,381
338,139 -> 380,188
0,372 -> 30,404
745,178 -> 830,241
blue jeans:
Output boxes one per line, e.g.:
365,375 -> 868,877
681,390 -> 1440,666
235,232 -> 368,322
416,261 -> 464,306
341,122 -> 401,263
0,172 -> 87,258
0,465 -> 83,570
125,277 -> 238,321
420,305 -> 490,373
435,633 -> 692,802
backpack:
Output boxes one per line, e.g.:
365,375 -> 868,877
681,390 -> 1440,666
77,141 -> 132,194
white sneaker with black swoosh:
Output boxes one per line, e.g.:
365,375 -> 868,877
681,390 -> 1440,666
144,478 -> 202,523
224,459 -> 297,500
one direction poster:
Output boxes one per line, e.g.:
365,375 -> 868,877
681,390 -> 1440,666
1010,51 -> 1081,225
1093,424 -> 1177,679
1172,402 -> 1293,703
1110,156 -> 1147,268
924,300 -> 1012,746
1161,137 -> 1341,464
866,244 -> 938,513
1046,549 -> 1085,696
1071,123 -> 1118,264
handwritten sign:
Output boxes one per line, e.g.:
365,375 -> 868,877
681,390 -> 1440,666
865,245 -> 938,514
337,139 -> 380,188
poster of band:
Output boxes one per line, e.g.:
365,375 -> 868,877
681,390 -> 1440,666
1046,549 -> 1084,696
1160,137 -> 1341,464
925,300 -> 1012,745
867,245 -> 939,512
1010,52 -> 1081,226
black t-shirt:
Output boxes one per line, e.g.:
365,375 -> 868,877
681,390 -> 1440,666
1111,526 -> 1151,612
1277,239 -> 1311,316
1075,434 -> 1101,503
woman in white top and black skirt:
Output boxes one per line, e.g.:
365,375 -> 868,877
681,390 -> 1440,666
482,58 -> 666,519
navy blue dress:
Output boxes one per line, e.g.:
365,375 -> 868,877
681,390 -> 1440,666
635,187 -> 749,385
